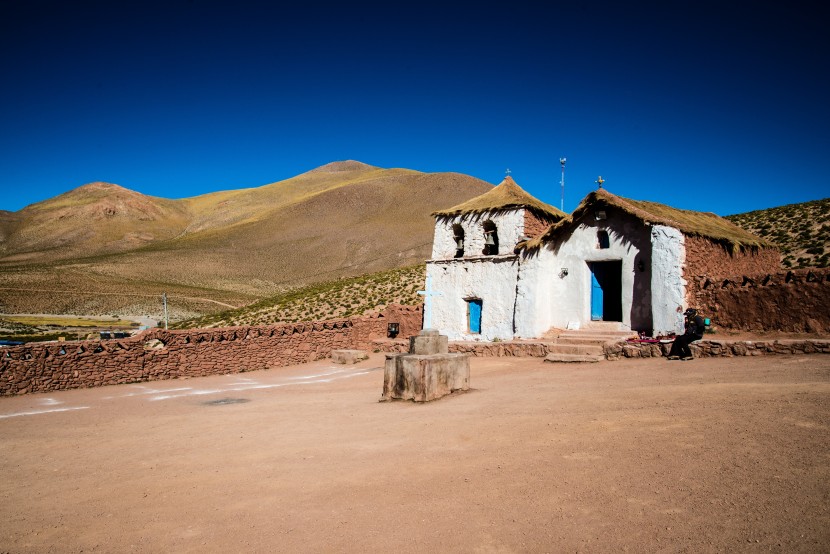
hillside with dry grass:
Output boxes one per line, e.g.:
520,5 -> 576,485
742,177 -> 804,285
175,197 -> 829,329
173,264 -> 425,329
0,162 -> 492,319
725,198 -> 829,268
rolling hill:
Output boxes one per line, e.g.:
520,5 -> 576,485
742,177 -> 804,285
2,163 -> 825,326
173,197 -> 829,329
725,198 -> 829,269
0,161 -> 493,319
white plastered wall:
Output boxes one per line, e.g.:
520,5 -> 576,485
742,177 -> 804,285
514,252 -> 555,338
426,256 -> 520,341
431,209 -> 527,260
518,216 -> 653,335
650,225 -> 686,335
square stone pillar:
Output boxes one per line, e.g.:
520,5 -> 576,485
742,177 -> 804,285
381,329 -> 469,402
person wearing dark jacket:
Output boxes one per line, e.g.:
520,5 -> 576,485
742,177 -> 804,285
668,308 -> 705,360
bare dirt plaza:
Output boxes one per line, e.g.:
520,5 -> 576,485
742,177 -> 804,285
2,353 -> 828,553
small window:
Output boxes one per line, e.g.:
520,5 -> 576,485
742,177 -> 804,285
452,224 -> 465,258
597,230 -> 610,249
483,220 -> 499,255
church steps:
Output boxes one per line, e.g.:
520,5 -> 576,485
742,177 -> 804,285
550,335 -> 629,345
542,326 -> 635,363
544,353 -> 604,363
546,343 -> 605,356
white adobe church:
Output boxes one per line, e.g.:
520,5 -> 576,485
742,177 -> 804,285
425,176 -> 778,341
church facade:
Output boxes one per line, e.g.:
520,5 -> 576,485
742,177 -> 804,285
426,177 -> 779,340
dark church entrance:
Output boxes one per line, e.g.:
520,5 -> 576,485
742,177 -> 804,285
589,261 -> 622,322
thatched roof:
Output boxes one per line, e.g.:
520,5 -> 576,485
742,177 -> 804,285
432,176 -> 566,220
523,189 -> 774,252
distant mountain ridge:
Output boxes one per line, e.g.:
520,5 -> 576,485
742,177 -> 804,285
2,163 -> 822,321
0,161 -> 493,318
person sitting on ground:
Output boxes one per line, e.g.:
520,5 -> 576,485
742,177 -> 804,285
667,308 -> 706,361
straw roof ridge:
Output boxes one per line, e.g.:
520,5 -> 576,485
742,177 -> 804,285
432,176 -> 566,220
524,189 -> 774,252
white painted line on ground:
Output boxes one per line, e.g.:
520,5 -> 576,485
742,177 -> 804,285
147,369 -> 373,401
284,369 -> 346,380
104,386 -> 194,399
0,406 -> 90,419
39,398 -> 62,406
150,389 -> 225,401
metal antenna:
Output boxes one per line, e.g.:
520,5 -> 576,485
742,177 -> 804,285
559,158 -> 566,211
162,292 -> 169,329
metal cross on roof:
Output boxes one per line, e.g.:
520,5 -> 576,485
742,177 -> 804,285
505,168 -> 511,176
595,176 -> 605,189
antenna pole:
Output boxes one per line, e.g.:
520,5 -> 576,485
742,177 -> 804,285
162,292 -> 169,330
559,157 -> 566,211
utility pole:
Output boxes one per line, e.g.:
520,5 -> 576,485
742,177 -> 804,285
162,292 -> 169,329
559,157 -> 566,212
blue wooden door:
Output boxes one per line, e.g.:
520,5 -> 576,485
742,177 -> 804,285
591,269 -> 603,321
468,299 -> 482,333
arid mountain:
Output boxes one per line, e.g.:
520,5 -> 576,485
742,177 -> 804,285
0,182 -> 191,263
0,162 -> 493,318
725,198 -> 829,269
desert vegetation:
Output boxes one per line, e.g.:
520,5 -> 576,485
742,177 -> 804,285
725,198 -> 829,268
172,264 -> 425,329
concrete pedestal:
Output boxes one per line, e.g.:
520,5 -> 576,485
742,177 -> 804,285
381,329 -> 469,402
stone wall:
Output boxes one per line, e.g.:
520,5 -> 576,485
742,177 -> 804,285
0,304 -> 422,396
606,338 -> 830,360
372,337 -> 830,360
689,268 -> 830,333
683,235 -> 779,292
377,303 -> 423,338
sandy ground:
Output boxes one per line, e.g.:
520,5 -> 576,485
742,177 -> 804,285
1,354 -> 828,553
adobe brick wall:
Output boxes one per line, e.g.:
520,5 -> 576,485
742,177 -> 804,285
689,268 -> 830,333
524,211 -> 556,239
0,303 -> 423,396
683,235 -> 779,297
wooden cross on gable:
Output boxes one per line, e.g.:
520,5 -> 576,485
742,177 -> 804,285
417,274 -> 443,331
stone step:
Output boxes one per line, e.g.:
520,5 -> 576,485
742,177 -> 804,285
558,330 -> 636,338
544,353 -> 604,363
551,335 -> 630,346
331,349 -> 368,364
584,321 -> 632,332
546,343 -> 605,356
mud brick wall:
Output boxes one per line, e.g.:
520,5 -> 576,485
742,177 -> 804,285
689,268 -> 830,333
683,236 -> 779,298
375,303 -> 423,338
606,339 -> 830,360
0,304 -> 423,396
524,211 -> 556,239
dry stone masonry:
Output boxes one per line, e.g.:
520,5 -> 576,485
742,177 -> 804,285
0,304 -> 422,396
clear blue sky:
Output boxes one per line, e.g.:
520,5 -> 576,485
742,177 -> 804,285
1,0 -> 827,215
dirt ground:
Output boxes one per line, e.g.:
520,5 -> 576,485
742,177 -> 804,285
1,353 -> 828,553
